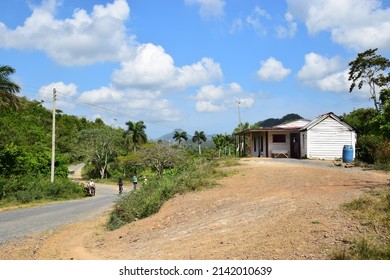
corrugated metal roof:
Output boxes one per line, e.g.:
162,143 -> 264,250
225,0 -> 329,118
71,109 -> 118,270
272,119 -> 311,129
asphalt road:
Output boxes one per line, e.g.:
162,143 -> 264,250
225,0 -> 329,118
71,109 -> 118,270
0,184 -> 120,244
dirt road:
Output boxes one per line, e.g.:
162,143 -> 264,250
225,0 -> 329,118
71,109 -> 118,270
0,158 -> 388,260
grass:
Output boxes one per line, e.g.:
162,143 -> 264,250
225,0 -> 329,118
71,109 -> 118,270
0,176 -> 85,209
332,181 -> 390,260
107,157 -> 233,231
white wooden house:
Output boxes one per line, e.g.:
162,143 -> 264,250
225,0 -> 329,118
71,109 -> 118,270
235,112 -> 357,160
300,112 -> 357,160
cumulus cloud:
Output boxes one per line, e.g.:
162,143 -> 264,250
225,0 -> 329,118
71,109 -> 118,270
297,52 -> 354,93
193,83 -> 254,112
297,52 -> 343,81
78,86 -> 181,122
185,0 -> 225,19
113,43 -> 223,90
286,0 -> 390,51
0,0 -> 228,123
38,82 -> 78,109
257,57 -> 291,82
0,0 -> 132,65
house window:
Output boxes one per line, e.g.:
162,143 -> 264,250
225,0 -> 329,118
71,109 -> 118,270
272,134 -> 286,143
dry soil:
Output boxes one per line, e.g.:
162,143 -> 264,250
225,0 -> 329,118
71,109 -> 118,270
1,158 -> 389,260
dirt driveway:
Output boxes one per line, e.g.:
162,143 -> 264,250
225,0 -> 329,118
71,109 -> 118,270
1,158 -> 389,260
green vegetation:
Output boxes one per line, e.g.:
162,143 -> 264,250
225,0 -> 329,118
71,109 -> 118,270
343,48 -> 390,171
0,176 -> 84,207
107,157 -> 230,230
332,184 -> 390,259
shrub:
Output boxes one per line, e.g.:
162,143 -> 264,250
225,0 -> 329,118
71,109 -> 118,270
0,175 -> 84,206
357,134 -> 381,164
107,157 -> 226,230
374,140 -> 390,170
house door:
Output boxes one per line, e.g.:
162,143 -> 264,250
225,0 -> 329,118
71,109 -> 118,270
290,133 -> 300,159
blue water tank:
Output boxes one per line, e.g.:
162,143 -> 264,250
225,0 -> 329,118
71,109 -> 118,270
342,145 -> 354,163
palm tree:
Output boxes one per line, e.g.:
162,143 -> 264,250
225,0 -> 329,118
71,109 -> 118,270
0,65 -> 21,109
125,120 -> 147,150
192,131 -> 207,155
173,130 -> 188,147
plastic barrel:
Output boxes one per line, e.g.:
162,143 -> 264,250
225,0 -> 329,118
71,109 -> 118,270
342,145 -> 353,163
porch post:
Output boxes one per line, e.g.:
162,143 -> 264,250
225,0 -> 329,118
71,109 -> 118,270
249,132 -> 253,157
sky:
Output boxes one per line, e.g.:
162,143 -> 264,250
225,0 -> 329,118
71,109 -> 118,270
1,0 -> 390,139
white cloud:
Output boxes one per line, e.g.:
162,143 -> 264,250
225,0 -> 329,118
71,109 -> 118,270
257,57 -> 291,82
254,6 -> 272,19
113,44 -> 223,90
193,83 -> 254,112
78,86 -> 181,122
185,0 -> 225,19
0,0 -> 132,65
38,82 -> 78,109
286,0 -> 390,51
297,52 -> 343,80
297,52 -> 355,93
78,86 -> 123,104
174,57 -> 223,89
112,43 -> 176,89
276,12 -> 297,38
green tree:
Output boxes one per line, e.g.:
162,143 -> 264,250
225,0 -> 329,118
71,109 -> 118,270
348,48 -> 390,112
212,134 -> 233,157
0,65 -> 21,109
125,120 -> 147,151
173,130 -> 188,147
79,128 -> 122,179
192,131 -> 207,155
138,143 -> 185,177
342,108 -> 378,136
233,122 -> 250,134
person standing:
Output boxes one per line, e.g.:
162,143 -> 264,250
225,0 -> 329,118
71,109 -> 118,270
118,178 -> 123,194
132,175 -> 138,190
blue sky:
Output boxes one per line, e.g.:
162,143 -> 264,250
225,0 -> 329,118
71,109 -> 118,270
1,0 -> 390,139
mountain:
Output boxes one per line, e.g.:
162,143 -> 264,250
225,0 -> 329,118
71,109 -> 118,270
157,129 -> 188,142
255,113 -> 303,128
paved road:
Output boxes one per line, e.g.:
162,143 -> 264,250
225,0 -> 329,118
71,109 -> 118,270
0,184 -> 120,244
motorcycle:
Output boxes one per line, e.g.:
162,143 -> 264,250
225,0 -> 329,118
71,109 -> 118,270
84,182 -> 96,196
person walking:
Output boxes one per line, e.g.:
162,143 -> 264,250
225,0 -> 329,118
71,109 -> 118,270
132,175 -> 138,190
118,178 -> 123,194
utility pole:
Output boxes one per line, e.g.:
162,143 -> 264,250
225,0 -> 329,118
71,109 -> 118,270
236,100 -> 241,124
50,88 -> 56,183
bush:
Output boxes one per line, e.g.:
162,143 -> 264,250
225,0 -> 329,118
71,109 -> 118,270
357,135 -> 390,170
107,157 -> 226,230
357,134 -> 381,164
374,140 -> 390,170
0,175 -> 84,206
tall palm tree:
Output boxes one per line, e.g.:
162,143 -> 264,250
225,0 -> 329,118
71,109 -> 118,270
0,65 -> 21,109
192,131 -> 207,155
173,130 -> 188,147
125,120 -> 147,150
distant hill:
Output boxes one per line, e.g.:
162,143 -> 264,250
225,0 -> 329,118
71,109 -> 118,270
157,129 -> 187,142
255,113 -> 303,128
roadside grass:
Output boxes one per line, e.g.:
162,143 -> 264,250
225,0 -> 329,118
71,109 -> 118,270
0,176 -> 85,209
332,181 -> 390,259
107,157 -> 234,231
